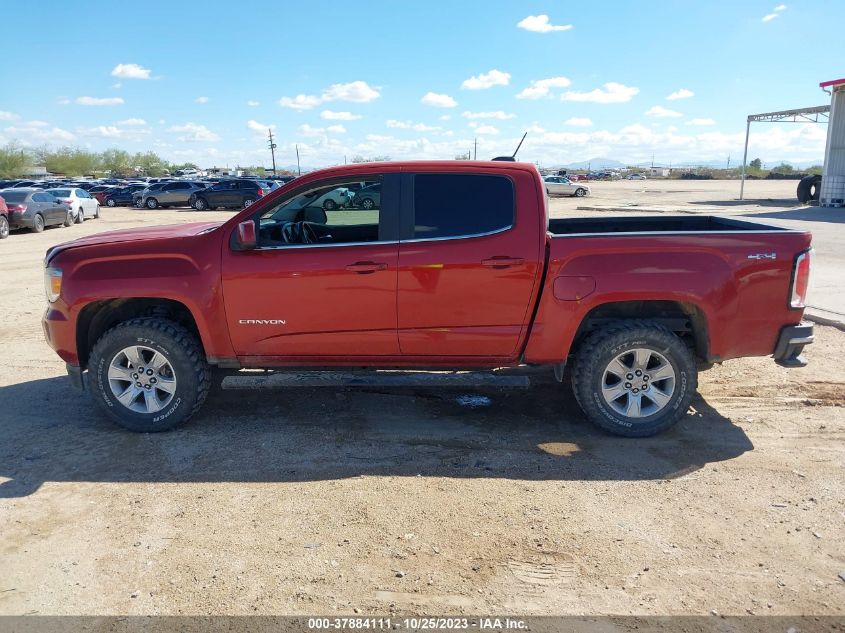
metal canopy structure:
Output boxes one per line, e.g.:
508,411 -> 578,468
740,105 -> 830,199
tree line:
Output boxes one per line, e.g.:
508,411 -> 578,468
0,142 -> 201,179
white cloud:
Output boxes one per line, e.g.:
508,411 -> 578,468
298,123 -> 347,136
762,13 -> 778,21
26,120 -> 49,127
687,118 -> 716,126
565,117 -> 593,127
116,118 -> 146,126
75,96 -> 124,106
279,94 -> 323,110
561,82 -> 639,104
421,92 -> 458,108
517,14 -> 573,33
387,120 -> 441,132
461,69 -> 511,90
279,81 -> 380,111
78,125 -> 124,138
474,125 -> 500,135
247,100 -> 260,107
666,88 -> 694,100
110,63 -> 152,80
195,96 -> 209,104
774,3 -> 787,10
5,123 -> 75,142
439,115 -> 451,121
0,111 -> 19,121
321,110 -> 362,120
167,122 -> 219,142
112,83 -> 122,89
462,111 -> 516,120
247,120 -> 275,133
321,81 -> 380,103
516,77 -> 572,100
645,105 -> 683,118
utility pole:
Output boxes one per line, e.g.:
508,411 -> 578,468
473,138 -> 477,160
727,155 -> 731,169
295,144 -> 301,176
267,129 -> 277,176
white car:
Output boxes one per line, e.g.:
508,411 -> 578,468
312,187 -> 351,210
45,187 -> 100,222
543,176 -> 590,197
628,173 -> 647,180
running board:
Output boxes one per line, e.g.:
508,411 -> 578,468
222,371 -> 530,390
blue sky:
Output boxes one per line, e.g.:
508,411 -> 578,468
1,0 -> 843,168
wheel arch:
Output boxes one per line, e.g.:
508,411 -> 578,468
77,298 -> 204,369
569,299 -> 709,362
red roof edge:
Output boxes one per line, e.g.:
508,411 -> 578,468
820,77 -> 845,88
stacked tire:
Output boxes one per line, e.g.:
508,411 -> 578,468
797,175 -> 821,204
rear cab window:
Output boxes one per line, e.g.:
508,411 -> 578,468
411,173 -> 514,240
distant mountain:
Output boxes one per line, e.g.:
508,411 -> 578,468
554,157 -> 625,170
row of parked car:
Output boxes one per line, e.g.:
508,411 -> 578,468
0,188 -> 101,239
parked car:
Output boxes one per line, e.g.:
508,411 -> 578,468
138,181 -> 206,209
190,179 -> 268,210
103,185 -> 147,207
0,195 -> 8,239
543,175 -> 590,197
45,188 -> 100,222
1,190 -> 72,232
43,161 -> 814,438
351,183 -> 381,209
628,173 -> 647,180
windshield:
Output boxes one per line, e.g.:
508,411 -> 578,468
46,189 -> 71,196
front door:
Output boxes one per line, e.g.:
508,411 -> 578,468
221,173 -> 401,360
397,171 -> 543,358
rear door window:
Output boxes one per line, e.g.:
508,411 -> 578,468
411,174 -> 514,240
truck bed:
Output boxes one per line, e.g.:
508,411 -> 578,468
549,215 -> 789,236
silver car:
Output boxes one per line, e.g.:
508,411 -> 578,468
543,175 -> 591,197
138,181 -> 206,209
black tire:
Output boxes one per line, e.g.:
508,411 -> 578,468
360,198 -> 375,210
75,207 -> 84,223
243,197 -> 256,208
88,317 -> 212,432
63,210 -> 74,227
95,205 -> 100,218
575,188 -> 587,197
32,214 -> 45,233
106,198 -> 116,207
0,215 -> 8,239
571,320 -> 697,437
797,175 -> 821,204
323,199 -> 336,210
194,197 -> 208,211
146,197 -> 158,209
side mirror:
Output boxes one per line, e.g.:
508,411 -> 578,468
235,220 -> 257,250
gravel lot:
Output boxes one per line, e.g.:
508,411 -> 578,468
1,180 -> 843,616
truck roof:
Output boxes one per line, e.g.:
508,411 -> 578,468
301,160 -> 539,178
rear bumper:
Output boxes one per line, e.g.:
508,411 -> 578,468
8,211 -> 35,229
773,322 -> 814,367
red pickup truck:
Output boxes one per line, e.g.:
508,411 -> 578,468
42,161 -> 814,437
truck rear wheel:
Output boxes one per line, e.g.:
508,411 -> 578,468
88,317 -> 211,432
571,320 -> 697,437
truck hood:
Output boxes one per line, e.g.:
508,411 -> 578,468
46,221 -> 224,263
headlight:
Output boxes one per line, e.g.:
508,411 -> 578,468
45,267 -> 62,303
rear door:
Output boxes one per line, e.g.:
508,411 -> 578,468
397,171 -> 543,358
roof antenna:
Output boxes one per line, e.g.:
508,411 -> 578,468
492,132 -> 527,162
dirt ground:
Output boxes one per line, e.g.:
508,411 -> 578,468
0,180 -> 843,616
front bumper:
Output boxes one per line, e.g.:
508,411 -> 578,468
773,322 -> 814,368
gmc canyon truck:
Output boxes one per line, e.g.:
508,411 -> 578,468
42,161 -> 814,437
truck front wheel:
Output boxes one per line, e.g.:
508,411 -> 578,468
571,320 -> 697,437
88,317 -> 211,432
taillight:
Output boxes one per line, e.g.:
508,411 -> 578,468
257,188 -> 264,197
7,204 -> 27,212
790,249 -> 811,308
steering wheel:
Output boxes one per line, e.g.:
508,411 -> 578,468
281,221 -> 319,245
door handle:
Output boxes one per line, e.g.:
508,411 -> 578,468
482,256 -> 524,269
345,261 -> 388,274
